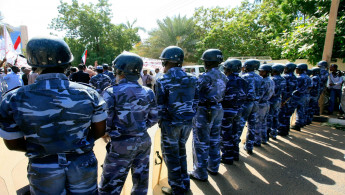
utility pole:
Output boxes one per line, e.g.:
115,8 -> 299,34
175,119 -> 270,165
320,0 -> 340,115
322,0 -> 340,63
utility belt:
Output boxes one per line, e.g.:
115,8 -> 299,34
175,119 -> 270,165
199,101 -> 218,107
29,150 -> 92,164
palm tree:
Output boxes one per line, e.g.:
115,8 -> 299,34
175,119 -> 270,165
121,19 -> 146,33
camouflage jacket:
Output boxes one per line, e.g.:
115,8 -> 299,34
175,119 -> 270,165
0,73 -> 107,158
90,73 -> 112,94
241,71 -> 264,101
221,73 -> 248,109
270,75 -> 286,102
103,78 -> 158,137
156,67 -> 198,122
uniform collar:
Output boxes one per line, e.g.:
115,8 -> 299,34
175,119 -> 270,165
167,67 -> 182,73
36,73 -> 68,81
119,78 -> 139,85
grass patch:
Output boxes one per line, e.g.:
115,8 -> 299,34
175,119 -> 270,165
322,122 -> 345,131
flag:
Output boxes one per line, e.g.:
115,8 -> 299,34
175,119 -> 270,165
3,25 -> 17,65
81,49 -> 87,64
14,35 -> 22,54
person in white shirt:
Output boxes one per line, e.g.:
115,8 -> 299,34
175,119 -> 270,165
4,65 -> 24,91
327,64 -> 343,115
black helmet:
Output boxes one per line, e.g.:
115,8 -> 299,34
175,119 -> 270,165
307,69 -> 312,76
311,67 -> 321,75
272,64 -> 285,74
102,64 -> 109,69
317,60 -> 328,68
113,52 -> 143,81
223,59 -> 242,73
26,37 -> 74,67
258,64 -> 272,72
201,49 -> 223,62
296,63 -> 308,71
159,46 -> 184,65
285,62 -> 297,73
243,59 -> 260,72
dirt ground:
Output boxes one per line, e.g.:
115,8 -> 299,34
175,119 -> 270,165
1,121 -> 345,195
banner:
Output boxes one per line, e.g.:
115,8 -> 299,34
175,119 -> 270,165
142,57 -> 163,72
3,25 -> 17,65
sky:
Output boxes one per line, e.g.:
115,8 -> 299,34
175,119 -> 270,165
0,0 -> 245,40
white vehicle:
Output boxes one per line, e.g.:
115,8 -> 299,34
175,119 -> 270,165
182,65 -> 206,77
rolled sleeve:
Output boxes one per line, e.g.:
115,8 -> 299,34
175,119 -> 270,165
0,128 -> 24,140
91,91 -> 108,123
0,93 -> 24,140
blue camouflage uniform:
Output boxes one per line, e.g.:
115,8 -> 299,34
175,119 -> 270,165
90,73 -> 112,94
0,73 -> 107,195
268,75 -> 286,138
98,78 -> 158,195
304,74 -> 313,125
240,72 -> 264,151
192,67 -> 228,180
256,76 -> 275,144
156,67 -> 198,194
278,72 -> 297,135
104,70 -> 116,85
309,75 -> 321,123
293,73 -> 309,127
220,73 -> 248,163
315,68 -> 329,114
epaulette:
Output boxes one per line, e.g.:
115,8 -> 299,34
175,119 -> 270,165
104,84 -> 118,91
2,86 -> 21,97
76,82 -> 96,89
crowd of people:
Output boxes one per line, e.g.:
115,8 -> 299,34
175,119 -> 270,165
0,36 -> 341,195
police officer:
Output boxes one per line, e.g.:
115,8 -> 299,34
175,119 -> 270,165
98,52 -> 158,194
305,69 -> 313,125
156,46 -> 198,194
316,60 -> 329,115
257,64 -> 275,144
268,64 -> 286,139
0,37 -> 107,194
278,62 -> 298,136
220,59 -> 248,164
308,67 -> 321,123
90,65 -> 112,94
239,59 -> 264,154
103,63 -> 116,84
291,64 -> 309,131
190,49 -> 228,181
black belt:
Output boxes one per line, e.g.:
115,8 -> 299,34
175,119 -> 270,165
199,102 -> 218,107
29,151 -> 91,164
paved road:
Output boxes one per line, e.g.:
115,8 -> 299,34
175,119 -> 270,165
1,122 -> 345,194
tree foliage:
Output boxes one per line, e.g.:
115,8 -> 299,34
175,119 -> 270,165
132,15 -> 197,62
192,0 -> 345,64
50,0 -> 140,66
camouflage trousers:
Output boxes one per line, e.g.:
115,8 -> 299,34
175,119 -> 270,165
278,98 -> 295,135
160,120 -> 192,194
98,135 -> 151,195
295,95 -> 307,127
220,107 -> 242,163
239,101 -> 258,151
304,94 -> 312,124
309,96 -> 319,123
267,99 -> 281,138
27,151 -> 98,195
192,105 -> 224,180
255,103 -> 270,144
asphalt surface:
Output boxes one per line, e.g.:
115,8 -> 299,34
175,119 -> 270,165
1,121 -> 345,195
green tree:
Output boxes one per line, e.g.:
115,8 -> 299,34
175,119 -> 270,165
132,15 -> 197,62
50,0 -> 140,66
